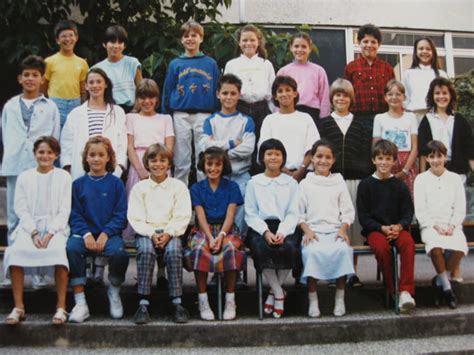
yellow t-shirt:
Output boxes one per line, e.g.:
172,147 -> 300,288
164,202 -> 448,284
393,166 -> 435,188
45,52 -> 89,99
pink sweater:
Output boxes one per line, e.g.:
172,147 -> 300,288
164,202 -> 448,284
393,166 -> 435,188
277,61 -> 331,117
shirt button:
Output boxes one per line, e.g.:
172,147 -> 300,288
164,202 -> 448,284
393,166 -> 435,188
371,87 -> 374,90
369,76 -> 373,80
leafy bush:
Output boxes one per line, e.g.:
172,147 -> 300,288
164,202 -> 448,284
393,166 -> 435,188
453,69 -> 474,128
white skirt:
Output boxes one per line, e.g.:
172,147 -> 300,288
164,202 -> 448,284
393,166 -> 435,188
301,231 -> 355,281
4,231 -> 69,278
421,226 -> 468,256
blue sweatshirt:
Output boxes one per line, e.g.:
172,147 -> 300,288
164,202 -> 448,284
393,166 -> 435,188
161,53 -> 219,114
70,173 -> 127,238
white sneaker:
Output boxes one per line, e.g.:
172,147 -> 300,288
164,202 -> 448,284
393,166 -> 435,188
0,277 -> 12,288
32,274 -> 48,290
308,296 -> 320,318
68,303 -> 90,323
333,296 -> 346,317
223,299 -> 236,320
199,299 -> 215,321
399,291 -> 416,313
107,287 -> 124,319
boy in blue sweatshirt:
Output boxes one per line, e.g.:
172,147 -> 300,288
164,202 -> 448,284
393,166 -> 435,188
162,20 -> 219,186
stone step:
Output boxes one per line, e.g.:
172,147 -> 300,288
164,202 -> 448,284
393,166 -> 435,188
1,305 -> 473,348
1,281 -> 473,316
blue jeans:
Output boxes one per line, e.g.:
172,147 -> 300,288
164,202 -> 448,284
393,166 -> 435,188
67,234 -> 129,287
230,172 -> 251,237
49,97 -> 81,129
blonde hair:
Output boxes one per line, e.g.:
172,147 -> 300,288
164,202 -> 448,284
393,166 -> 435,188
384,79 -> 406,95
237,24 -> 267,59
330,78 -> 355,109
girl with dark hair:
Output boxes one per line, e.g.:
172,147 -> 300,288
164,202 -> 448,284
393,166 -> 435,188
4,137 -> 71,325
403,37 -> 448,122
245,139 -> 299,318
189,147 -> 245,321
60,68 -> 127,181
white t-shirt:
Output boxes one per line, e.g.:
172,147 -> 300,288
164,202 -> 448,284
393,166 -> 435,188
373,112 -> 418,152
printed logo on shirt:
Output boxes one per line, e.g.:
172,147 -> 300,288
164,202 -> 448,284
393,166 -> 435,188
383,129 -> 409,150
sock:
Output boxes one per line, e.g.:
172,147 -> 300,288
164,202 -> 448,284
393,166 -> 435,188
139,295 -> 150,306
335,288 -> 345,299
172,297 -> 182,305
74,292 -> 86,305
198,293 -> 208,303
157,268 -> 166,278
309,291 -> 318,302
437,271 -> 451,291
263,269 -> 284,298
225,292 -> 235,302
109,284 -> 120,296
277,269 -> 291,285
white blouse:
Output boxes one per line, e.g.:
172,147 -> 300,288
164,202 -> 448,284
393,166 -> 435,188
414,169 -> 466,229
245,173 -> 299,237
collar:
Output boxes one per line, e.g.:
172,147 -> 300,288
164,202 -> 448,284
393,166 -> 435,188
419,64 -> 432,70
19,94 -> 47,104
240,54 -> 262,61
253,173 -> 292,187
331,112 -> 353,120
148,176 -> 171,188
372,173 -> 394,180
179,52 -> 204,58
218,111 -> 240,118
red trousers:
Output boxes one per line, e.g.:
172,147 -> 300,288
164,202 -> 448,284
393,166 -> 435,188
367,230 -> 415,295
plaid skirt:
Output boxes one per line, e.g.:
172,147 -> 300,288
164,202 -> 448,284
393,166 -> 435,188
392,151 -> 416,198
188,224 -> 244,273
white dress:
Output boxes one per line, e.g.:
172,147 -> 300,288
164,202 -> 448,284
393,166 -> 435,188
414,169 -> 468,255
4,168 -> 72,276
299,173 -> 355,281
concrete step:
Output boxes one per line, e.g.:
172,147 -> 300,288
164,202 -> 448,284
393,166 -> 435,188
1,305 -> 473,348
1,281 -> 473,316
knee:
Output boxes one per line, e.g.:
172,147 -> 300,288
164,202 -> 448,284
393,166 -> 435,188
430,248 -> 443,257
66,238 -> 83,256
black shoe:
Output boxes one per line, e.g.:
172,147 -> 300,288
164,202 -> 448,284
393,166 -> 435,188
156,277 -> 168,291
173,304 -> 189,324
134,304 -> 150,324
431,276 -> 443,307
347,275 -> 363,288
443,289 -> 458,309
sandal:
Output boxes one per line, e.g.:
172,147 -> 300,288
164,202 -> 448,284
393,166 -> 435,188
6,307 -> 25,325
272,296 -> 285,318
264,292 -> 274,314
52,308 -> 68,325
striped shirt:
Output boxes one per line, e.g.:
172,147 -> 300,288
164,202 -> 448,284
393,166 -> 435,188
87,108 -> 106,137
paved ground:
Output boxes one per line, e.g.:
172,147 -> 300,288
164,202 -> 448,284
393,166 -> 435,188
2,334 -> 474,354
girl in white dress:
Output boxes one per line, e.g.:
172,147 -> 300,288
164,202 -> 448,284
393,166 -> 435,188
414,140 -> 468,309
299,139 -> 355,317
4,136 -> 71,325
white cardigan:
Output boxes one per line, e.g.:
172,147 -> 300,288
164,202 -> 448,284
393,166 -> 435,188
60,102 -> 128,180
11,168 -> 72,242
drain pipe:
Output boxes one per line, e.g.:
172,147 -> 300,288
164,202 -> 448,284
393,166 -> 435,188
239,0 -> 246,23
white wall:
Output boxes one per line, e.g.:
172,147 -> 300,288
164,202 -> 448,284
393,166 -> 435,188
218,0 -> 474,32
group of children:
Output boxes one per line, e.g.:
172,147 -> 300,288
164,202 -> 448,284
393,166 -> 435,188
1,18 -> 472,325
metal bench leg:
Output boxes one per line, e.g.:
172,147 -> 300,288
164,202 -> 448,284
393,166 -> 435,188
392,245 -> 400,314
257,270 -> 263,320
217,273 -> 223,320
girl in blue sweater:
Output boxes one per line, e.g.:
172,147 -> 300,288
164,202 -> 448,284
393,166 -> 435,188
66,136 -> 129,323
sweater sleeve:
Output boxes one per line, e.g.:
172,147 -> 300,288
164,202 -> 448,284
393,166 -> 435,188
47,172 -> 72,235
277,181 -> 299,237
397,181 -> 414,230
356,179 -> 382,234
127,185 -> 155,238
450,174 -> 466,227
339,180 -> 355,226
459,113 -> 474,160
161,61 -> 177,114
417,116 -> 432,157
200,117 -> 231,151
227,117 -> 256,160
14,174 -> 36,235
60,111 -> 75,167
164,182 -> 192,237
70,180 -> 92,237
414,174 -> 436,229
318,69 -> 331,117
102,179 -> 128,237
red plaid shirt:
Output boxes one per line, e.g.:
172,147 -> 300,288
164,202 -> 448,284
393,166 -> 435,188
344,56 -> 395,114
